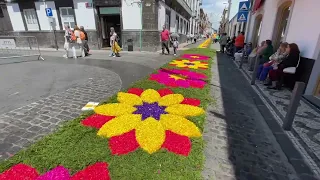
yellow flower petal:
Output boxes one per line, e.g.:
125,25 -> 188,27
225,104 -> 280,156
94,103 -> 136,116
140,89 -> 161,103
97,114 -> 141,138
117,92 -> 143,106
160,114 -> 201,137
136,117 -> 165,154
158,94 -> 184,106
165,104 -> 204,116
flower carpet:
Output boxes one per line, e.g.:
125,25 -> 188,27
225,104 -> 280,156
0,42 -> 214,179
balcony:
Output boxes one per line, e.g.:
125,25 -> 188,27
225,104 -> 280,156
165,0 -> 192,17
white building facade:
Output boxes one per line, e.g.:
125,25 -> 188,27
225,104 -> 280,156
246,0 -> 320,104
2,0 -> 201,51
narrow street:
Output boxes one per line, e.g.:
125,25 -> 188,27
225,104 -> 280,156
202,44 -> 316,180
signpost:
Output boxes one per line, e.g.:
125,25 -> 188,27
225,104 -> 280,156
45,8 -> 53,17
237,1 -> 250,22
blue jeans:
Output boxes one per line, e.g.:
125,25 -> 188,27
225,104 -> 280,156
257,65 -> 273,81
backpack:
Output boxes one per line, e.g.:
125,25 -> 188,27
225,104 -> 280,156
70,31 -> 77,42
80,31 -> 86,40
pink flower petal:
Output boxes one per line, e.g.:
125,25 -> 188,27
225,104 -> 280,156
81,114 -> 115,129
71,162 -> 110,180
0,164 -> 39,180
36,166 -> 70,180
162,131 -> 191,156
109,130 -> 139,155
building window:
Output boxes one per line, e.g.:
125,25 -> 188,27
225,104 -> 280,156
165,14 -> 170,30
0,6 -> 4,18
180,18 -> 183,33
60,7 -> 75,29
176,16 -> 179,33
23,9 -> 39,30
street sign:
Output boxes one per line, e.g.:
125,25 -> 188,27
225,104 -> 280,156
45,8 -> 53,17
238,1 -> 250,11
237,11 -> 249,22
237,1 -> 250,22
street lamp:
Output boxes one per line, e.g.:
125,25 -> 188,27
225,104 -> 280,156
224,0 -> 232,35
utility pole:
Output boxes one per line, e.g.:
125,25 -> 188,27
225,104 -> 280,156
225,0 -> 232,36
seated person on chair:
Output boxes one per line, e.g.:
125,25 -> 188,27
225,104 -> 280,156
234,42 -> 253,61
257,42 -> 288,81
266,43 -> 300,90
259,40 -> 274,64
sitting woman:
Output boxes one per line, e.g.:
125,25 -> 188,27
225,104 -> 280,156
267,43 -> 300,90
234,42 -> 252,61
257,42 -> 288,81
259,40 -> 274,64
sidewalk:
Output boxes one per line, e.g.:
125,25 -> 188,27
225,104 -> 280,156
203,45 -> 301,179
218,43 -> 320,177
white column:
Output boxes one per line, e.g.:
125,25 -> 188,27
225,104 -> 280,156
73,0 -> 96,30
6,3 -> 25,31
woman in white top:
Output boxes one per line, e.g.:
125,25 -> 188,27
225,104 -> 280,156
63,25 -> 71,58
109,27 -> 117,57
72,25 -> 85,58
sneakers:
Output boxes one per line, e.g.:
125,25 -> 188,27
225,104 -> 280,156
174,54 -> 177,56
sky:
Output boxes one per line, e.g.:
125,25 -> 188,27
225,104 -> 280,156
201,0 -> 244,30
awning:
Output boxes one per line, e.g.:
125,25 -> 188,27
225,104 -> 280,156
252,0 -> 264,13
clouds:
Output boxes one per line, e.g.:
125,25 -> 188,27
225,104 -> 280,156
201,0 -> 245,30
201,0 -> 228,29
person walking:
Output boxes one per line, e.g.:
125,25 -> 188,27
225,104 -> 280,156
80,26 -> 89,56
219,33 -> 228,53
173,38 -> 179,56
63,25 -> 71,58
110,27 -> 120,57
160,25 -> 170,55
234,31 -> 245,53
72,25 -> 85,58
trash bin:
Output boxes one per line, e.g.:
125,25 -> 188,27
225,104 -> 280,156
127,39 -> 133,51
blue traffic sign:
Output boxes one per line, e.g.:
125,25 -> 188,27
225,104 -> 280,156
238,1 -> 250,12
45,8 -> 53,17
237,11 -> 249,22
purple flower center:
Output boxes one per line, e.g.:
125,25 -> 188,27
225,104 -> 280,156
134,102 -> 167,120
184,62 -> 194,66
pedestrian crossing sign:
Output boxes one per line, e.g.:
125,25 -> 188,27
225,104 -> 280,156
237,12 -> 249,22
238,1 -> 250,12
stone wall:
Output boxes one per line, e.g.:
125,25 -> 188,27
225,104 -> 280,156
0,30 -> 99,50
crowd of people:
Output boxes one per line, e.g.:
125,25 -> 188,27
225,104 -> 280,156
63,25 -> 121,58
218,31 -> 301,90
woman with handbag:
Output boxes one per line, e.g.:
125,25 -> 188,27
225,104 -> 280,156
109,27 -> 121,57
267,43 -> 300,90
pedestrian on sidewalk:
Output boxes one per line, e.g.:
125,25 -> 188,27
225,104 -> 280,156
63,25 -> 72,58
160,25 -> 170,55
173,38 -> 179,56
219,33 -> 228,53
71,25 -> 85,58
110,27 -> 121,57
80,26 -> 89,56
234,31 -> 245,54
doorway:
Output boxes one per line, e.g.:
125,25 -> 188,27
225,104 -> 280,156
252,14 -> 263,47
272,1 -> 292,49
98,7 -> 121,48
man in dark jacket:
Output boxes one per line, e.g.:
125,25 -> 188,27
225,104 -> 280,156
80,26 -> 89,56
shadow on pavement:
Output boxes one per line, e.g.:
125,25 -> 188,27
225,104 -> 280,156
214,52 -> 303,179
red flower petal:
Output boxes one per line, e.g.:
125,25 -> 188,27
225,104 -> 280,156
127,88 -> 144,96
181,98 -> 201,106
157,88 -> 173,97
81,114 -> 115,129
162,131 -> 191,156
109,130 -> 139,155
0,164 -> 39,180
71,162 -> 110,180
